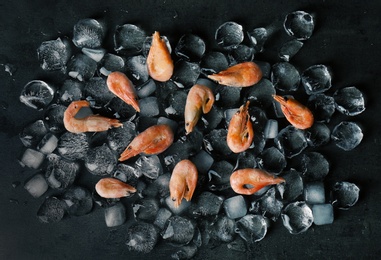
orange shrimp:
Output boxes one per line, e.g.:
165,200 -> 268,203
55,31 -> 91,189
230,168 -> 285,195
119,124 -> 174,161
207,61 -> 262,87
227,101 -> 254,153
169,159 -> 198,208
184,84 -> 215,134
147,31 -> 174,82
273,95 -> 314,129
95,177 -> 136,198
107,71 -> 140,112
63,100 -> 122,133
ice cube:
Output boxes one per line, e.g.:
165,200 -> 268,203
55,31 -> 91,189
19,148 -> 45,169
247,27 -> 268,53
228,44 -> 255,64
297,152 -> 330,181
165,196 -> 191,215
204,129 -> 231,156
214,85 -> 241,108
162,216 -> 195,245
45,154 -> 80,190
44,104 -> 66,133
172,60 -> 201,88
235,214 -> 268,243
281,169 -> 304,202
62,186 -> 93,216
312,204 -> 334,225
283,11 -> 315,40
125,222 -> 158,253
24,173 -> 48,198
271,62 -> 300,92
142,34 -> 172,57
305,122 -> 331,147
106,97 -> 137,120
244,78 -> 276,109
113,163 -> 140,184
58,79 -> 84,105
107,121 -> 136,154
279,39 -> 303,61
227,237 -> 247,252
275,125 -> 307,158
264,119 -> 278,139
332,181 -> 360,209
215,21 -> 244,49
37,37 -> 71,71
331,121 -> 363,151
212,215 -> 236,242
82,47 -> 106,62
171,243 -> 198,260
20,80 -> 55,110
135,155 -> 163,179
307,93 -> 336,122
154,207 -> 172,230
84,77 -> 113,106
175,33 -> 206,61
72,18 -> 104,48
191,150 -> 214,175
99,53 -> 125,76
133,198 -> 160,222
84,144 -> 117,176
252,187 -> 283,221
189,192 -> 223,217
165,90 -> 187,119
67,53 -> 97,82
257,146 -> 287,174
136,79 -> 157,98
200,51 -> 229,75
157,117 -> 178,134
125,55 -> 149,84
37,197 -> 66,223
208,160 -> 234,191
19,119 -> 48,148
105,202 -> 126,227
201,106 -> 224,132
301,64 -> 332,95
114,24 -> 146,55
304,182 -> 325,204
224,108 -> 239,126
139,96 -> 160,117
223,195 -> 247,219
281,201 -> 313,234
57,132 -> 89,161
333,86 -> 365,116
234,151 -> 257,170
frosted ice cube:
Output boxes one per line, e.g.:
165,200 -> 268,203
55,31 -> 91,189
234,151 -> 257,170
312,204 -> 334,225
223,195 -> 247,219
190,192 -> 223,217
332,181 -> 360,209
257,146 -> 286,174
19,148 -> 45,169
264,119 -> 278,139
114,24 -> 146,55
153,208 -> 172,230
24,173 -> 48,198
72,18 -> 104,48
82,47 -> 106,62
125,55 -> 149,84
84,77 -> 115,106
271,62 -> 300,92
245,78 -> 276,109
281,169 -> 303,202
19,119 -> 48,148
212,215 -> 236,242
281,201 -> 313,234
45,154 -> 80,190
331,121 -> 363,151
68,53 -> 97,82
133,198 -> 160,222
214,85 -> 241,108
235,214 -> 268,243
142,34 -> 172,57
20,80 -> 55,110
301,64 -> 332,95
57,132 -> 89,161
58,79 -> 84,105
304,182 -> 325,204
162,216 -> 195,245
208,160 -> 234,191
171,244 -> 198,260
135,155 -> 163,179
333,86 -> 365,116
283,11 -> 314,40
305,122 -> 331,147
165,196 -> 191,215
297,152 -> 330,181
157,117 -> 178,134
99,53 -> 125,76
252,187 -> 283,221
215,21 -> 244,49
84,144 -> 117,176
139,96 -> 160,117
37,197 -> 66,223
224,108 -> 239,126
307,94 -> 336,122
62,186 -> 93,216
175,33 -> 206,61
228,44 -> 254,64
37,37 -> 71,71
125,222 -> 158,253
105,202 -> 126,227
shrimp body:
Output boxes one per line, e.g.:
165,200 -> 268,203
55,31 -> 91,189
119,124 -> 174,161
227,101 -> 254,153
169,159 -> 198,208
207,61 -> 262,87
273,95 -> 314,129
147,31 -> 174,82
107,71 -> 140,112
64,100 -> 122,133
184,84 -> 215,134
230,168 -> 285,195
95,178 -> 136,198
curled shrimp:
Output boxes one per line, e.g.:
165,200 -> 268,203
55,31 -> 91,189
207,61 -> 262,87
119,124 -> 174,161
184,84 -> 215,134
273,95 -> 314,129
169,159 -> 198,208
147,31 -> 174,82
230,168 -> 285,195
95,177 -> 136,199
227,101 -> 254,153
107,71 -> 140,112
63,100 -> 122,133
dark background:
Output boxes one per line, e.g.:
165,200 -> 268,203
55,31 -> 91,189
1,0 -> 380,259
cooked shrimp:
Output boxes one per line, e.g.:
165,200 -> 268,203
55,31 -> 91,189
230,168 -> 285,195
63,100 -> 122,133
107,71 -> 140,112
184,84 -> 215,134
227,101 -> 254,153
147,31 -> 174,82
169,159 -> 198,208
95,177 -> 136,198
119,124 -> 174,161
207,61 -> 262,87
273,95 -> 314,129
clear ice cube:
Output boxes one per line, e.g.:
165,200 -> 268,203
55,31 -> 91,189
275,125 -> 307,158
264,119 -> 278,139
162,216 -> 195,245
68,53 -> 97,82
72,18 -> 104,48
175,33 -> 206,61
257,146 -> 287,174
304,182 -> 325,204
24,173 -> 49,198
283,11 -> 315,40
165,90 -> 187,119
44,104 -> 66,133
208,160 -> 234,191
99,53 -> 125,76
37,37 -> 71,71
142,34 -> 172,57
223,195 -> 247,219
215,21 -> 244,49
234,151 -> 257,170
215,85 -> 241,108
84,144 -> 117,176
332,181 -> 360,209
37,197 -> 66,223
301,64 -> 332,95
126,222 -> 158,253
135,155 -> 163,179
200,51 -> 229,75
279,39 -> 304,61
82,47 -> 106,62
20,80 -> 55,110
235,214 -> 268,243
38,133 -> 58,154
45,154 -> 80,190
281,201 -> 313,234
312,204 -> 334,225
125,55 -> 149,84
19,119 -> 48,148
331,121 -> 363,151
271,62 -> 300,92
228,44 -> 255,64
305,122 -> 331,147
165,195 -> 191,215
62,185 -> 93,216
247,27 -> 268,53
114,24 -> 146,55
307,93 -> 336,123
204,129 -> 231,156
133,197 -> 160,222
281,169 -> 304,202
58,79 -> 84,105
191,149 -> 214,175
154,207 -> 172,230
172,60 -> 201,88
212,215 -> 236,242
244,78 -> 276,109
333,86 -> 365,116
57,132 -> 89,161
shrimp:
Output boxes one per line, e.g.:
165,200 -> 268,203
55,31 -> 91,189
207,61 -> 262,87
95,178 -> 136,199
147,31 -> 174,82
230,168 -> 285,195
169,159 -> 198,208
184,84 -> 215,134
107,71 -> 140,112
119,124 -> 174,161
227,101 -> 254,153
63,100 -> 122,133
273,95 -> 314,129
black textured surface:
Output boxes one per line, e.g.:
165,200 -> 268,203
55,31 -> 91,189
1,1 -> 381,259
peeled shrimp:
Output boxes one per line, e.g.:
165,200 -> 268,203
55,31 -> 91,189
63,100 -> 122,133
107,71 -> 140,112
119,124 -> 174,161
273,95 -> 314,129
207,61 -> 262,87
169,159 -> 198,208
147,31 -> 174,82
227,101 -> 254,153
230,168 -> 285,195
184,84 -> 215,134
95,177 -> 136,199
